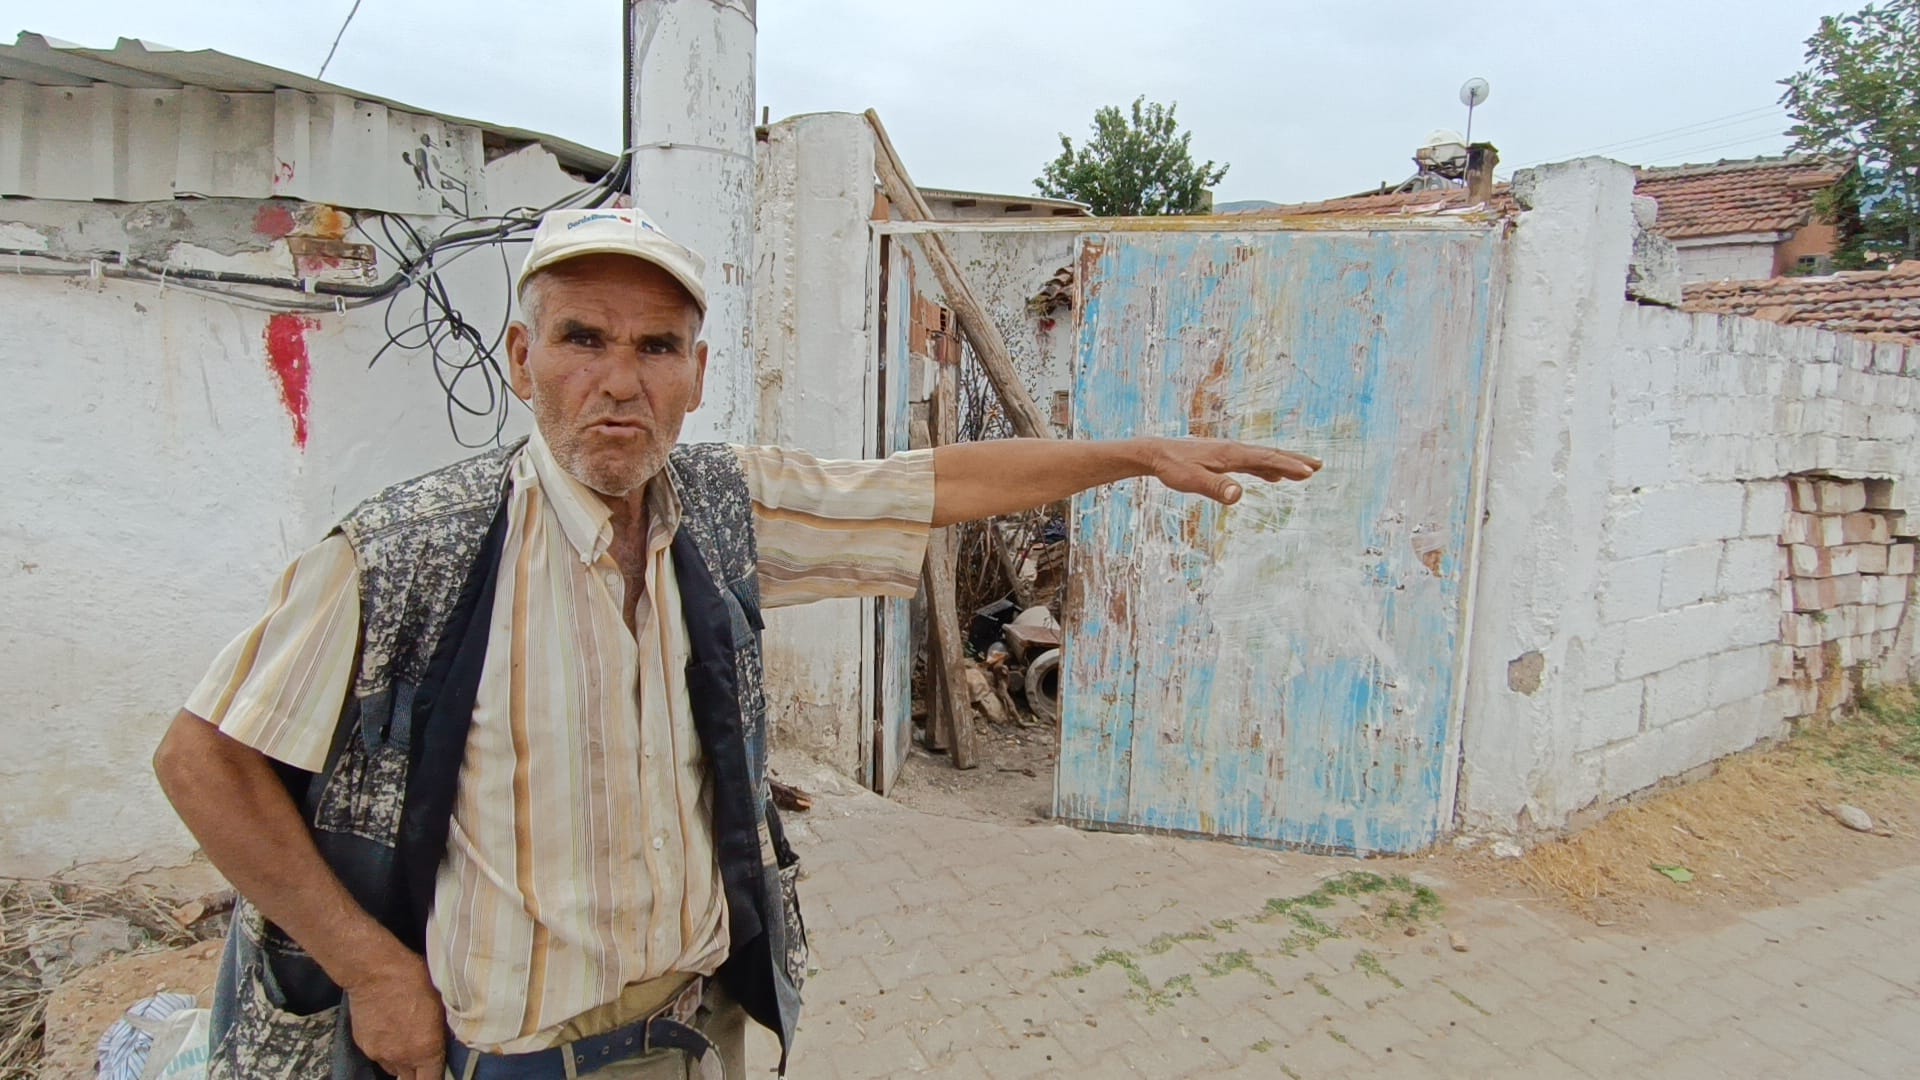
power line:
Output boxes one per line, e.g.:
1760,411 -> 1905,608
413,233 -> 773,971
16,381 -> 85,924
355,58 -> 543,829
316,0 -> 365,81
1514,105 -> 1787,170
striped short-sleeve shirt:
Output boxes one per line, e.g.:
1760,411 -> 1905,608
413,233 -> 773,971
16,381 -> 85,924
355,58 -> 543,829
184,436 -> 933,1051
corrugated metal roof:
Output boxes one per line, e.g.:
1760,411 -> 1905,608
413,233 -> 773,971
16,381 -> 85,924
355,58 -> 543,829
918,187 -> 1091,214
0,32 -> 616,176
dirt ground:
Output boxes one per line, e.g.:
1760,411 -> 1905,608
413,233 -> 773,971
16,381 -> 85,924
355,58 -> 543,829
887,716 -> 1060,825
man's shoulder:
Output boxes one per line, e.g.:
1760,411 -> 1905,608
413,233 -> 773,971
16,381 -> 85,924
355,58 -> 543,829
337,437 -> 527,547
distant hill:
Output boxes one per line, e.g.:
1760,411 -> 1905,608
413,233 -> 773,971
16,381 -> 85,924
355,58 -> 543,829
1211,199 -> 1282,214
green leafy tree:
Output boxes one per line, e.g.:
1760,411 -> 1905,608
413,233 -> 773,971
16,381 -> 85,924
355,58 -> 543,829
1780,0 -> 1920,264
1037,97 -> 1228,216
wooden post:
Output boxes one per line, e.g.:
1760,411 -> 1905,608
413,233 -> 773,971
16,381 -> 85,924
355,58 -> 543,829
866,109 -> 1055,441
924,542 -> 975,769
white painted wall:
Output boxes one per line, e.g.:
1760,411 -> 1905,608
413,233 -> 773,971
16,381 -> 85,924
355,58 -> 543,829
750,113 -> 880,776
1460,158 -> 1920,836
1674,239 -> 1778,285
0,147 -> 585,878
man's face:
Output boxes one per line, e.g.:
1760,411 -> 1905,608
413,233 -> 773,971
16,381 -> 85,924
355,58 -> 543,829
506,254 -> 707,498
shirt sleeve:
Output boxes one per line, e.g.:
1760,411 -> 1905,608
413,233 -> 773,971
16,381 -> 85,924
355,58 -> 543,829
182,534 -> 361,773
735,445 -> 937,609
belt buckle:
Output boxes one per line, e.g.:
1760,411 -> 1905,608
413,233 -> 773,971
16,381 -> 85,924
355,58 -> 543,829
640,976 -> 704,1053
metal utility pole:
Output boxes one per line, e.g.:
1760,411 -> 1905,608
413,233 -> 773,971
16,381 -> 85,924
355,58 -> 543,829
627,0 -> 758,444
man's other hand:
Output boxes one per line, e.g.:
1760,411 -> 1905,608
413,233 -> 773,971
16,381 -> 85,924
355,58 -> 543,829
1146,438 -> 1322,505
346,951 -> 446,1080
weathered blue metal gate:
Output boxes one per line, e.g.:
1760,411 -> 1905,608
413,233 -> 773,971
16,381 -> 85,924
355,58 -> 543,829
1056,224 -> 1503,854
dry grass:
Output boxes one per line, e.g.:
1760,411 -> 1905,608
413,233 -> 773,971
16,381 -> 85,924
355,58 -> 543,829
0,879 -> 203,1080
1503,687 -> 1920,923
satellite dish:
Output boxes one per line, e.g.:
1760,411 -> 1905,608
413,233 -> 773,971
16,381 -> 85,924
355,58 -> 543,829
1460,78 -> 1491,108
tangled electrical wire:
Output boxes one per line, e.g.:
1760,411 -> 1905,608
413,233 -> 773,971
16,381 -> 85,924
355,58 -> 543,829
0,150 -> 632,447
350,153 -> 632,445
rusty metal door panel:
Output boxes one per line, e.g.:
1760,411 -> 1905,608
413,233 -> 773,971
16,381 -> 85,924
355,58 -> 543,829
1057,228 -> 1502,854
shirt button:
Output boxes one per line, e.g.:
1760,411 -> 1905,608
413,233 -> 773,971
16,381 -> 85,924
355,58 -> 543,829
652,836 -> 665,851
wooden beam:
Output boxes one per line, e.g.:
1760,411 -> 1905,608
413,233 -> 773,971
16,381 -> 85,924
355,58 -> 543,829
923,529 -> 976,769
866,108 -> 1055,441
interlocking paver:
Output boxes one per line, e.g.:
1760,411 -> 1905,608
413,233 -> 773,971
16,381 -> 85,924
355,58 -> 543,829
766,788 -> 1920,1078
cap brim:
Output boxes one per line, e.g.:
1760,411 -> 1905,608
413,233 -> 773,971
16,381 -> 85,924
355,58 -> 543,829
516,245 -> 707,314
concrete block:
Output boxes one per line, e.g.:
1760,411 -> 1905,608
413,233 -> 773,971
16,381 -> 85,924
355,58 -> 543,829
1782,612 -> 1823,647
1605,484 -> 1748,559
1600,715 -> 1716,799
1645,656 -> 1712,727
1599,554 -> 1666,625
1616,594 -> 1771,679
1864,478 -> 1899,510
1743,480 -> 1790,537
1841,512 -> 1892,545
1706,645 -> 1775,710
1718,537 -> 1781,596
1576,680 -> 1645,751
1790,477 -> 1819,512
1661,542 -> 1723,607
1789,543 -> 1859,578
1816,479 -> 1868,514
1796,644 -> 1827,679
1709,695 -> 1789,759
1576,631 -> 1628,690
1784,512 -> 1848,547
1820,361 -> 1843,394
1875,340 -> 1906,374
1727,589 -> 1789,647
1822,607 -> 1846,643
1791,577 -> 1823,612
1770,644 -> 1796,682
1890,542 -> 1916,575
1766,681 -> 1811,722
1880,604 -> 1907,632
1856,543 -> 1890,575
1613,420 -> 1674,489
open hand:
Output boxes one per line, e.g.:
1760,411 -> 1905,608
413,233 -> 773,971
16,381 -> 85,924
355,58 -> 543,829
345,951 -> 446,1080
1146,437 -> 1321,504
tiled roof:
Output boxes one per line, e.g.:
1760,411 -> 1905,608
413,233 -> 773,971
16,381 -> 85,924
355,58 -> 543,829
1633,155 -> 1848,239
1227,184 -> 1517,220
1232,155 -> 1848,240
1683,263 -> 1920,343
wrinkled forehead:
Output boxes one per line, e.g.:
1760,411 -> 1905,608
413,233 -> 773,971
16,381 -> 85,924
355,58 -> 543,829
522,257 -> 704,332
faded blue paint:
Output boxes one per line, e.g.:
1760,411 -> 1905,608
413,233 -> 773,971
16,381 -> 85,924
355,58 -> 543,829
875,240 -> 918,793
1058,227 -> 1500,854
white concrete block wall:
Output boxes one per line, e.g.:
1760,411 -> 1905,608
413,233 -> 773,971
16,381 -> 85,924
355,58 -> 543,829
1461,158 -> 1920,838
0,147 -> 588,877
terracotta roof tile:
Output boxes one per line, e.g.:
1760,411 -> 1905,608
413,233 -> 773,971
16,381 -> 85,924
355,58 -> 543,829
1227,184 -> 1517,220
1234,154 -> 1847,240
1682,263 -> 1920,343
1633,155 -> 1848,239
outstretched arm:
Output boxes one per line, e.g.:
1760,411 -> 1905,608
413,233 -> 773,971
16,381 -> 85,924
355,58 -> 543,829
931,437 -> 1320,527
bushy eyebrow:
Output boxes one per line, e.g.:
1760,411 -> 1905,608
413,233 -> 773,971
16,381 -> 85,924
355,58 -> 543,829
550,319 -> 686,352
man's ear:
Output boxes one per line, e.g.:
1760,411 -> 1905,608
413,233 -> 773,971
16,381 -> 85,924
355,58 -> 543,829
505,321 -> 534,402
687,340 -> 708,412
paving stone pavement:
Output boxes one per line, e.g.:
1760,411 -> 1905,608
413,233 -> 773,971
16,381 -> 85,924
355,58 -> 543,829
748,787 -> 1920,1079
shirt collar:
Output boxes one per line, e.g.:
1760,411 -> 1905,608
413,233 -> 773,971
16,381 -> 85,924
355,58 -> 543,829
522,428 -> 682,564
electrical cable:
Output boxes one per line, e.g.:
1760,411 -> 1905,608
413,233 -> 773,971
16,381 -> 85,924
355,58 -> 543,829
317,0 -> 365,80
7,145 -> 633,445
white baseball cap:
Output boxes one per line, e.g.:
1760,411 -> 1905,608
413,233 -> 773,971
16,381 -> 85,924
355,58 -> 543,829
515,207 -> 707,313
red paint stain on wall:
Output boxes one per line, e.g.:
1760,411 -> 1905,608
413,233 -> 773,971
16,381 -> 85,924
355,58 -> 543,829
254,203 -> 296,238
264,314 -> 318,449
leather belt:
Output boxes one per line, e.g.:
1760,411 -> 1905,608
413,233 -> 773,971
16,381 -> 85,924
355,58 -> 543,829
446,977 -> 712,1080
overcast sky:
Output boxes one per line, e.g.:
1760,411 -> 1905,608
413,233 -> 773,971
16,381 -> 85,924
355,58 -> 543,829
15,0 -> 1840,205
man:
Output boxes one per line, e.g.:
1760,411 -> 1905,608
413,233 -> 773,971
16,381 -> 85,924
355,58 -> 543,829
155,208 -> 1319,1080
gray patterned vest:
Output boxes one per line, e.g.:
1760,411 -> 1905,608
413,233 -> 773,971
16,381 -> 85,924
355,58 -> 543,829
209,440 -> 807,1079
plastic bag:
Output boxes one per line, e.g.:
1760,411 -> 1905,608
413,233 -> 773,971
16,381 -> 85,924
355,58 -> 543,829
141,1007 -> 209,1080
95,993 -> 196,1080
